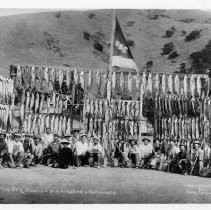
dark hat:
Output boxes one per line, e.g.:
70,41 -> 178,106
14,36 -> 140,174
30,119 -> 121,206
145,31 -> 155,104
193,140 -> 201,146
0,132 -> 6,138
34,134 -> 41,140
63,134 -> 71,138
54,134 -> 60,138
61,139 -> 70,144
80,133 -> 87,138
142,138 -> 150,142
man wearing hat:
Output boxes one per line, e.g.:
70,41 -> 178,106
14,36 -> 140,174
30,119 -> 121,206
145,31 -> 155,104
139,138 -> 153,168
128,140 -> 139,168
75,133 -> 89,167
58,138 -> 73,169
190,140 -> 204,176
41,127 -> 54,150
45,134 -> 61,167
7,133 -> 25,168
176,143 -> 188,175
88,135 -> 103,168
23,134 -> 35,168
31,134 -> 43,166
0,132 -> 8,168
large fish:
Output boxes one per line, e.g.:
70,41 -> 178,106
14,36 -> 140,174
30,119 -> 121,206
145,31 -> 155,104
99,100 -> 103,118
161,74 -> 166,94
29,92 -> 35,111
27,114 -> 32,134
90,99 -> 94,116
66,69 -> 71,90
49,67 -> 55,84
191,117 -> 196,140
59,68 -> 64,90
196,75 -> 201,97
154,73 -> 160,93
135,73 -> 140,90
88,70 -> 92,89
66,117 -> 71,135
174,74 -> 180,94
183,75 -> 188,96
55,94 -> 59,113
62,116 -> 67,136
94,100 -> 99,117
73,68 -> 79,85
54,116 -> 59,134
96,70 -> 101,91
40,115 -> 45,135
142,72 -> 146,93
168,74 -> 173,94
34,93 -> 40,114
112,72 -> 116,90
44,67 -> 49,85
128,72 -> 132,93
58,117 -> 62,137
30,66 -> 36,89
79,71 -> 85,89
120,72 -> 124,94
39,94 -> 45,114
45,115 -> 50,129
190,75 -> 195,97
195,117 -> 200,140
50,115 -> 55,134
146,73 -> 152,93
31,114 -> 37,134
25,92 -> 30,113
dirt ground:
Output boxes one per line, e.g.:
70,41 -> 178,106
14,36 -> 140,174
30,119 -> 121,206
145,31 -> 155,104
0,165 -> 210,204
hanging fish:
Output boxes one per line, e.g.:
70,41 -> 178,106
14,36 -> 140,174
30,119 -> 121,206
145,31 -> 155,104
154,73 -> 160,93
99,100 -> 103,118
94,100 -> 99,117
146,73 -> 152,94
142,72 -> 146,93
73,68 -> 79,85
88,70 -> 92,89
190,75 -> 195,97
50,115 -> 55,134
66,117 -> 71,135
66,69 -> 71,90
34,93 -> 40,114
79,71 -> 85,89
39,94 -> 45,114
31,114 -> 37,134
161,74 -> 166,94
112,72 -> 116,90
58,68 -> 64,90
25,92 -> 30,113
196,75 -> 201,97
195,117 -> 200,140
54,116 -> 59,134
44,67 -> 49,85
90,99 -> 94,116
86,98 -> 90,115
128,72 -> 132,93
183,75 -> 188,96
45,115 -> 50,130
135,73 -> 140,90
168,74 -> 173,94
174,74 -> 180,94
191,117 -> 196,140
62,116 -> 67,136
31,66 -> 36,89
120,72 -> 124,94
29,92 -> 35,112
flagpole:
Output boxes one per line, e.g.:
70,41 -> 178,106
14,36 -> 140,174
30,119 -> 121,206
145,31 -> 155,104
107,9 -> 116,103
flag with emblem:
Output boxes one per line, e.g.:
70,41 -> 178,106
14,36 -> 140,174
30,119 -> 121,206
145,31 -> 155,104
111,17 -> 138,71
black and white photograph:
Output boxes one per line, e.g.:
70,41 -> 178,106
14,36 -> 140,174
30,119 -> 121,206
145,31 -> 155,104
0,0 -> 211,205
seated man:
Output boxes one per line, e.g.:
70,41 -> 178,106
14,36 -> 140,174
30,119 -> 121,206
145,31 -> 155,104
176,143 -> 188,175
23,134 -> 34,168
70,138 -> 77,167
45,134 -> 61,167
88,136 -> 103,168
129,140 -> 139,168
75,133 -> 89,167
139,138 -> 153,168
58,139 -> 73,169
41,127 -> 54,150
0,132 -> 8,168
150,139 -> 166,171
7,133 -> 25,168
32,135 -> 43,166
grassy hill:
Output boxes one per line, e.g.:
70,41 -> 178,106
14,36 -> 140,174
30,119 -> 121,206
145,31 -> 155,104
0,9 -> 211,76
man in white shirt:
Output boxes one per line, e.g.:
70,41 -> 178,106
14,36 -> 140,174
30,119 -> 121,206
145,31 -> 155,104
129,140 -> 140,168
88,136 -> 103,168
75,133 -> 89,167
139,138 -> 153,168
41,127 -> 54,150
7,133 -> 25,168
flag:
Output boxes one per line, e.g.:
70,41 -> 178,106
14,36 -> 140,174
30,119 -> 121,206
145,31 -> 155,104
111,17 -> 138,71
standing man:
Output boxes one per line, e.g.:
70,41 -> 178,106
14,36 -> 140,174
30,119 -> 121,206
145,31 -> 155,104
190,140 -> 204,176
41,127 -> 54,150
88,136 -> 103,168
0,132 -> 8,168
139,138 -> 153,168
7,133 -> 25,168
75,133 -> 89,167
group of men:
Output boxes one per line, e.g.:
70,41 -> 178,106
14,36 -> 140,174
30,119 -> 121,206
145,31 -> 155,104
0,127 -> 210,177
0,127 -> 103,169
114,134 -> 211,177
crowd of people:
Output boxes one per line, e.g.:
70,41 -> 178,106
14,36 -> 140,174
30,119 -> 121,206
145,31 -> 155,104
0,127 -> 210,177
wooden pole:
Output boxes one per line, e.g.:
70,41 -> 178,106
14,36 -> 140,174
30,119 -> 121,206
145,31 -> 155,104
139,84 -> 143,143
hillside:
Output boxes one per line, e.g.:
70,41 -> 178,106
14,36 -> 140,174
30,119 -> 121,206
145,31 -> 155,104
0,9 -> 211,76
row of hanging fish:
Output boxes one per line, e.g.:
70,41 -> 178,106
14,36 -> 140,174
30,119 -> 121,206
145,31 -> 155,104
13,64 -> 105,94
19,91 -> 72,123
22,113 -> 72,136
155,95 -> 211,118
111,72 -> 209,97
0,105 -> 11,130
0,76 -> 14,105
155,116 -> 210,141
